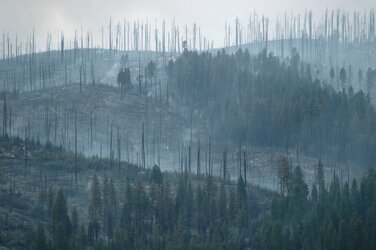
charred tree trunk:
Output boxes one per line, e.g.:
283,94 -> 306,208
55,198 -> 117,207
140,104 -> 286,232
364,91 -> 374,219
74,110 -> 78,184
142,122 -> 146,169
243,151 -> 247,186
25,127 -> 28,169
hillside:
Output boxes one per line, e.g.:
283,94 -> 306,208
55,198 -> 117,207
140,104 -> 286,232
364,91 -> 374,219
1,47 -> 375,191
1,134 -> 376,249
0,135 -> 273,249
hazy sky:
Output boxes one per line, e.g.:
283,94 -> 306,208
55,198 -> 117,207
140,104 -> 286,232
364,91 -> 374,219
0,0 -> 374,49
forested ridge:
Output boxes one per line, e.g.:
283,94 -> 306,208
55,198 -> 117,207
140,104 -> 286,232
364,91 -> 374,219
168,48 -> 376,167
2,135 -> 376,249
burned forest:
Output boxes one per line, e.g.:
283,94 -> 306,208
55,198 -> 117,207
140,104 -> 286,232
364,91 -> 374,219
1,4 -> 376,250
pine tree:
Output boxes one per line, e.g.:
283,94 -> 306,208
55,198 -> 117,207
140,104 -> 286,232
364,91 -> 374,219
337,219 -> 349,250
150,165 -> 163,185
185,182 -> 193,230
315,159 -> 325,194
217,182 -> 227,222
236,176 -> 248,229
311,184 -> 318,202
52,189 -> 71,250
31,224 -> 47,250
276,155 -> 291,195
289,166 -> 308,220
71,206 -> 79,235
340,67 -> 347,89
330,67 -> 335,85
89,174 -> 102,243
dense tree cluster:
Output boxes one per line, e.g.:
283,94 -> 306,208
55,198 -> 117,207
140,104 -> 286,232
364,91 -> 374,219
256,167 -> 376,250
30,164 -> 272,249
2,131 -> 376,249
168,48 -> 376,167
117,67 -> 132,98
30,162 -> 376,250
